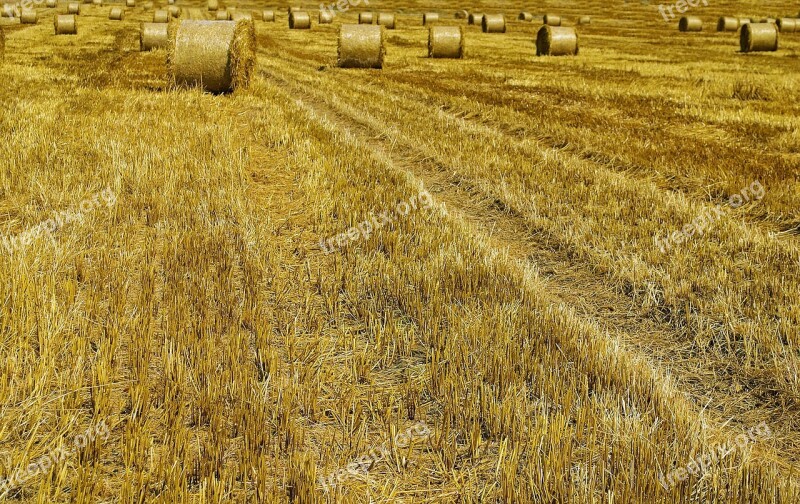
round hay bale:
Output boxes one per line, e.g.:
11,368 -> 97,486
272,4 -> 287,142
20,8 -> 36,23
518,12 -> 533,22
287,6 -> 299,14
376,12 -> 395,29
1,4 -> 14,17
216,10 -> 228,20
738,18 -> 751,25
92,0 -> 102,5
143,2 -> 153,10
54,14 -> 76,33
428,25 -> 464,58
168,19 -> 256,92
153,10 -> 169,22
481,13 -> 505,33
318,10 -> 332,23
337,23 -> 384,68
760,18 -> 776,24
46,0 -> 57,8
543,14 -> 561,26
168,5 -> 180,17
358,12 -> 372,24
207,0 -> 217,11
679,16 -> 702,31
66,2 -> 80,14
422,12 -> 438,25
167,0 -> 174,3
467,12 -> 483,25
717,16 -> 738,31
536,25 -> 578,56
776,18 -> 796,32
140,21 -> 167,50
261,10 -> 274,21
109,6 -> 123,20
231,11 -> 251,22
578,16 -> 591,25
289,10 -> 310,28
740,22 -> 778,52
455,9 -> 467,19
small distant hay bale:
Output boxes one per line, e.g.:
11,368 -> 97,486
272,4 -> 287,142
143,2 -> 153,10
168,5 -> 180,17
66,2 -> 79,14
738,18 -> 751,25
125,0 -> 134,6
679,16 -> 702,31
167,0 -> 174,3
543,14 -> 561,26
536,25 -> 578,56
261,10 -> 274,21
287,6 -> 299,14
140,21 -> 167,50
358,12 -> 372,24
289,10 -> 310,29
109,7 -> 123,20
428,25 -> 464,58
337,23 -> 384,68
215,10 -> 228,20
481,13 -> 505,33
760,18 -> 776,24
455,9 -> 467,19
518,12 -> 533,22
92,0 -> 102,5
740,22 -> 778,52
1,4 -> 14,17
423,12 -> 438,25
777,18 -> 797,33
168,19 -> 256,93
717,16 -> 738,31
46,0 -> 57,8
54,14 -> 77,33
467,12 -> 483,25
578,16 -> 591,25
20,8 -> 36,23
231,11 -> 251,22
153,9 -> 169,22
376,12 -> 395,29
318,10 -> 332,23
207,0 -> 217,11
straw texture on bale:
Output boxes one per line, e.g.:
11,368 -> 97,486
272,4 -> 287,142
168,5 -> 180,17
544,14 -> 561,26
287,6 -> 299,14
92,0 -> 102,5
1,5 -> 13,17
168,0 -> 174,3
738,18 -> 751,25
54,14 -> 76,34
215,10 -> 229,20
261,10 -> 274,21
455,9 -> 467,19
376,12 -> 395,29
423,12 -> 438,25
481,13 -> 505,33
109,7 -> 123,20
140,22 -> 168,50
67,2 -> 79,14
289,10 -> 310,29
153,9 -> 168,22
144,2 -> 152,10
168,19 -> 256,93
536,25 -> 578,56
358,12 -> 372,24
760,18 -> 776,24
518,12 -> 533,22
679,16 -> 702,31
20,8 -> 36,23
337,24 -> 384,69
318,10 -> 332,23
777,18 -> 797,33
467,12 -> 483,25
717,16 -> 738,31
578,16 -> 591,25
231,11 -> 251,22
740,22 -> 778,52
46,0 -> 56,7
428,25 -> 464,58
207,0 -> 217,11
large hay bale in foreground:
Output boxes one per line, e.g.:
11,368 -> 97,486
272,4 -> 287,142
679,16 -> 702,31
518,12 -> 533,22
536,25 -> 578,56
543,14 -> 561,26
740,22 -> 778,52
481,13 -> 505,33
153,9 -> 169,22
20,8 -> 37,23
358,12 -> 373,24
140,21 -> 167,50
578,16 -> 591,25
467,12 -> 483,25
428,25 -> 464,58
717,16 -> 738,31
337,24 -> 384,68
455,9 -> 467,19
67,2 -> 80,14
109,6 -> 123,20
423,12 -> 439,25
289,10 -> 310,29
168,19 -> 256,93
776,18 -> 797,33
318,10 -> 332,23
262,10 -> 274,21
376,12 -> 395,29
207,0 -> 217,11
54,14 -> 76,34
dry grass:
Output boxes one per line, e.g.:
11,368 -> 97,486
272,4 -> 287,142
1,0 -> 800,502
